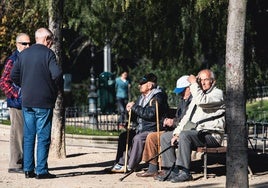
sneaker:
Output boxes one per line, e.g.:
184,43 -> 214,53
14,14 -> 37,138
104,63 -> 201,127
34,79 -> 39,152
111,164 -> 129,173
170,171 -> 193,183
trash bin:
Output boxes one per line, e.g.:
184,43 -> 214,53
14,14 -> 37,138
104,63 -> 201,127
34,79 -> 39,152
98,72 -> 116,113
63,74 -> 72,92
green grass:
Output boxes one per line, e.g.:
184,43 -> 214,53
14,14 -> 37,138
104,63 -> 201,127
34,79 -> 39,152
0,119 -> 11,125
1,121 -> 121,136
65,125 -> 120,136
246,99 -> 268,121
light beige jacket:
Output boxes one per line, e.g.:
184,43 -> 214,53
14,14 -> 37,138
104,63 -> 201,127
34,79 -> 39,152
173,82 -> 225,144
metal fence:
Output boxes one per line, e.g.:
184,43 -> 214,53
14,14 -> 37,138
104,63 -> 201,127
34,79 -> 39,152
256,86 -> 268,98
65,106 -> 121,131
0,100 -> 10,122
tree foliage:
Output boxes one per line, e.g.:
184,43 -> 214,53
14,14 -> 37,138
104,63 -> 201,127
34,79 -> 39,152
0,0 -> 267,105
0,0 -> 47,64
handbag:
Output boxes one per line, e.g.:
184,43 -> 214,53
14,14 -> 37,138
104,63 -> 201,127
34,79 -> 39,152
183,121 -> 197,130
183,105 -> 197,130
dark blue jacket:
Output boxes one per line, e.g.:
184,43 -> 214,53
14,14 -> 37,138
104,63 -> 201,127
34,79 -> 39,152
131,87 -> 169,133
11,44 -> 63,108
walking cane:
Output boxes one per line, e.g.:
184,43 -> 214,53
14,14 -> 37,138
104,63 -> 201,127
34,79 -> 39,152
150,99 -> 161,171
123,110 -> 131,173
119,142 -> 178,181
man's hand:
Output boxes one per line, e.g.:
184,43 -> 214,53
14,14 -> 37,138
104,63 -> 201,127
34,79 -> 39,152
171,135 -> 178,146
188,74 -> 197,84
163,118 -> 174,127
126,101 -> 135,111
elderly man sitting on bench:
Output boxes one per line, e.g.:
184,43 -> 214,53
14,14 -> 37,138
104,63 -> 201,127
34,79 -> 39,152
156,69 -> 225,183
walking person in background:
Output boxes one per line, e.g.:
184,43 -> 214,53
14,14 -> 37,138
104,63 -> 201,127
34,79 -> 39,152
11,28 -> 63,179
0,33 -> 31,174
115,71 -> 131,129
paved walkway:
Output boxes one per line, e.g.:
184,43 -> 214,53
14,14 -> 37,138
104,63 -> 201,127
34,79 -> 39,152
0,124 -> 268,188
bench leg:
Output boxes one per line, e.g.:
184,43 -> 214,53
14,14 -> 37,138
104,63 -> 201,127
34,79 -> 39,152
204,152 -> 207,179
248,166 -> 253,177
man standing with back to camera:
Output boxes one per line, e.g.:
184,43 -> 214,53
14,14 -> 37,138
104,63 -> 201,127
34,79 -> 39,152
0,33 -> 31,173
11,28 -> 63,179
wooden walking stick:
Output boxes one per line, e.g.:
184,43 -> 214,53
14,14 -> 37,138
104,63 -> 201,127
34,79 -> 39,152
150,99 -> 161,171
119,141 -> 178,181
123,110 -> 131,173
155,100 -> 161,171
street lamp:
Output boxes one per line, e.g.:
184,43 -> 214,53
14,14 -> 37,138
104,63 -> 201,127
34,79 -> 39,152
88,67 -> 98,129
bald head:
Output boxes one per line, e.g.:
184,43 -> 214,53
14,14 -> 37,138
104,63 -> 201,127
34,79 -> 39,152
35,28 -> 54,48
197,69 -> 215,91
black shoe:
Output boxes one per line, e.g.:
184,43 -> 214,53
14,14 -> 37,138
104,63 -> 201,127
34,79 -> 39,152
158,170 -> 178,181
8,168 -> 23,174
25,171 -> 36,178
35,173 -> 57,179
170,171 -> 193,183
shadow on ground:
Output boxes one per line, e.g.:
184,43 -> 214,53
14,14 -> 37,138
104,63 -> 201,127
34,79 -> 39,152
48,149 -> 268,180
191,148 -> 268,178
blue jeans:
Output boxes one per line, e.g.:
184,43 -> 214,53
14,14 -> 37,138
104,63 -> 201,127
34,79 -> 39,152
22,107 -> 53,175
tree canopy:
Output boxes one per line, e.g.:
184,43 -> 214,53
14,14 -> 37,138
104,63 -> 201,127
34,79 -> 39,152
1,0 -> 267,105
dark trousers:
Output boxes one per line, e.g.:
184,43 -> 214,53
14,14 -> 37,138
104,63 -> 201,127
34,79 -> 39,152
115,129 -> 136,163
160,131 -> 176,168
116,130 -> 150,169
176,130 -> 220,169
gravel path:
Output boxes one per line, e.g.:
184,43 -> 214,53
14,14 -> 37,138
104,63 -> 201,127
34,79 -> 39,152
0,124 -> 268,188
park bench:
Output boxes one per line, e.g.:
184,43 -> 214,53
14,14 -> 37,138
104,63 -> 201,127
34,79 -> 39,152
196,132 -> 255,179
196,144 -> 227,179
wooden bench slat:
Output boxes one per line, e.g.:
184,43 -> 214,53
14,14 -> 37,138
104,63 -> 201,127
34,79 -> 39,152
197,146 -> 227,153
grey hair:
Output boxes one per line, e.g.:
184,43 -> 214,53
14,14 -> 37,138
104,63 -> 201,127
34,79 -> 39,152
35,28 -> 53,39
16,33 -> 30,42
198,69 -> 215,81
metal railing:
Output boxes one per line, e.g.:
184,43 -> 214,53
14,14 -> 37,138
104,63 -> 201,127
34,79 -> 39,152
65,106 -> 121,131
247,120 -> 268,153
256,86 -> 268,98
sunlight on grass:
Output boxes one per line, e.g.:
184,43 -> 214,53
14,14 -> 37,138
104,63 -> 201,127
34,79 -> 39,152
246,99 -> 268,121
65,125 -> 120,136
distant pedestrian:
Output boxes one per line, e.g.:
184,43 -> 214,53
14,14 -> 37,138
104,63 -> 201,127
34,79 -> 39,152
0,33 -> 31,174
115,71 -> 131,128
11,27 -> 63,179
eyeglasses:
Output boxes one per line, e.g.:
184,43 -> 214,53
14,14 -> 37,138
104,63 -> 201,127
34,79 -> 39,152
17,42 -> 31,46
197,78 -> 212,83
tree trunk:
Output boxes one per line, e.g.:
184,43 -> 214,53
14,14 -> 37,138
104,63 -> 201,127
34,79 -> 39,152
48,0 -> 66,159
225,0 -> 248,187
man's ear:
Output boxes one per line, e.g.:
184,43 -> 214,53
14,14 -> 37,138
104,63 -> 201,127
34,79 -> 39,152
149,83 -> 153,90
211,80 -> 216,85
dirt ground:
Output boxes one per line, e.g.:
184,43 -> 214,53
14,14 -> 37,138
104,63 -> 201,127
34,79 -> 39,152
0,124 -> 268,188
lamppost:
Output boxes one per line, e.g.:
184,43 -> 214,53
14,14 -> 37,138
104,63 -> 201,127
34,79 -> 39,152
88,67 -> 98,129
